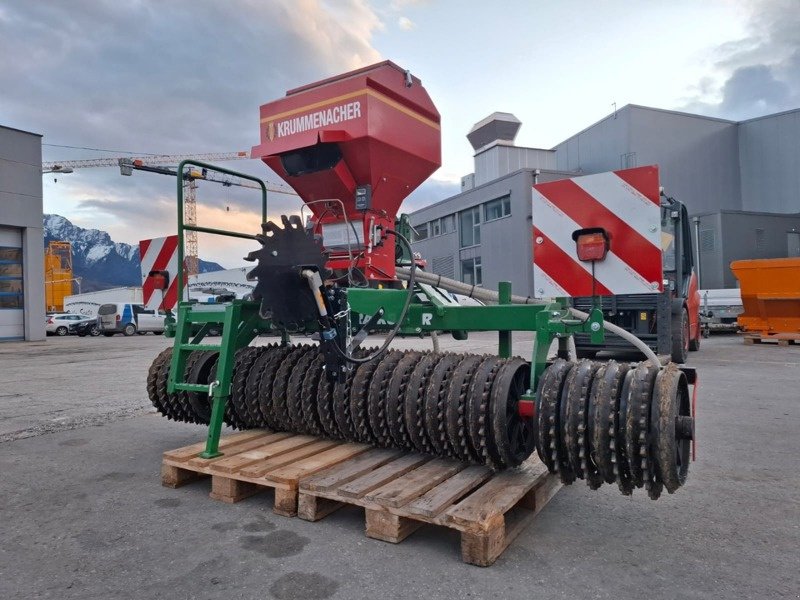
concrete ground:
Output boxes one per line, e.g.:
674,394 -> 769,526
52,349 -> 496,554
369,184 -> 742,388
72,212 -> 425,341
1,333 -> 798,599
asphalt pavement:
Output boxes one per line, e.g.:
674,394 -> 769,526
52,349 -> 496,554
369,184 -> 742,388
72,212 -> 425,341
1,332 -> 798,599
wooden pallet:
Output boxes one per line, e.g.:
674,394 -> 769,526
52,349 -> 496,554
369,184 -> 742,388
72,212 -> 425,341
161,430 -> 369,516
162,431 -> 561,566
298,449 -> 560,566
743,332 -> 800,346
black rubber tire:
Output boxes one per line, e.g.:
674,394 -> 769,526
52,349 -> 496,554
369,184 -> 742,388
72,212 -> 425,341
688,319 -> 701,351
185,351 -> 219,423
466,356 -> 504,464
90,325 -> 101,336
563,359 -> 601,478
671,309 -> 689,363
615,369 -> 636,495
146,347 -> 172,416
589,360 -> 630,485
625,361 -> 659,489
444,355 -> 483,461
257,345 -> 292,429
367,351 -> 404,447
123,323 -> 136,337
56,326 -> 68,336
287,347 -> 319,433
403,353 -> 441,454
350,358 -> 382,444
423,354 -> 461,456
651,365 -> 691,494
535,359 -> 572,474
385,352 -> 424,451
272,345 -> 311,430
489,357 -> 534,468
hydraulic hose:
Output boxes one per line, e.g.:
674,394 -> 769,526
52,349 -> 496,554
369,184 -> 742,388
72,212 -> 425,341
395,267 -> 661,366
336,229 -> 418,364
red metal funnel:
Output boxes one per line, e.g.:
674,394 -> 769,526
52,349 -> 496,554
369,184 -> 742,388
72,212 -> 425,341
251,61 -> 441,281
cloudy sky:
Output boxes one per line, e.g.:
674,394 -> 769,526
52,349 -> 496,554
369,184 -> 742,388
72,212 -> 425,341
2,0 -> 798,266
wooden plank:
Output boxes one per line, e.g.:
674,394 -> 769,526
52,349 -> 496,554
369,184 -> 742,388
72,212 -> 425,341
163,430 -> 270,462
404,465 -> 492,519
532,474 -> 562,515
265,443 -> 369,486
300,448 -> 403,493
239,439 -> 340,478
337,455 -> 430,499
297,493 -> 344,522
186,432 -> 295,469
365,509 -> 423,543
208,433 -> 312,474
446,461 -> 549,532
366,459 -> 466,508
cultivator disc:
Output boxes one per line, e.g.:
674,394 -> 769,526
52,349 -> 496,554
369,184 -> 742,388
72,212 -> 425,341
534,358 -> 694,498
146,345 -> 537,468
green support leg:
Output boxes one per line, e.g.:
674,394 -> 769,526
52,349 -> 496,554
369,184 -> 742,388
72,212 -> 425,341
498,281 -> 512,359
199,302 -> 241,459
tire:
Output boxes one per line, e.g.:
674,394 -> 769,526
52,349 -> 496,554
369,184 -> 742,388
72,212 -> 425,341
671,309 -> 689,364
688,321 -> 701,351
90,325 -> 100,337
56,326 -> 68,336
123,323 -> 136,336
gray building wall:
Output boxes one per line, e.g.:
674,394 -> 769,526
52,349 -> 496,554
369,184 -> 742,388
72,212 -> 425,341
690,211 -> 800,289
554,106 -> 741,215
0,125 -> 45,341
739,109 -> 800,213
410,169 -> 572,296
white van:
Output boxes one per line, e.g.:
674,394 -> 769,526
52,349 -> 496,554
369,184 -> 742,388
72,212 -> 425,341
97,303 -> 165,336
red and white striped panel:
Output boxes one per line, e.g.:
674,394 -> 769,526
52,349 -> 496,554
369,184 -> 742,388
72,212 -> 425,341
139,235 -> 179,311
531,165 -> 663,298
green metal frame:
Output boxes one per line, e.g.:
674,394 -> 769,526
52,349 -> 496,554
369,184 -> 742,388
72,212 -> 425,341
166,161 -> 270,458
166,162 -> 607,458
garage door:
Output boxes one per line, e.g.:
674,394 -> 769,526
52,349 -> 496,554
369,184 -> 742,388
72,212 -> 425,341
0,227 -> 24,340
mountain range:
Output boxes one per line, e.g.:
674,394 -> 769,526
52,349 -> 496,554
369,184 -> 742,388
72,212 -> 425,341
43,214 -> 223,292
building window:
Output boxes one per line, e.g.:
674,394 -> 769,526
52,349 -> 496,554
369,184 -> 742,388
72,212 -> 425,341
461,257 -> 482,286
430,219 -> 441,237
0,246 -> 24,310
460,207 -> 481,247
441,214 -> 456,234
413,222 -> 428,241
484,195 -> 511,221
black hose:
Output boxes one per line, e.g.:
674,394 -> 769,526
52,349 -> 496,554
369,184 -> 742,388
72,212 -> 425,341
334,228 -> 417,364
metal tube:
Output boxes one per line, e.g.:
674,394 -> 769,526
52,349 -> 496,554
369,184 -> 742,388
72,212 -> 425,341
396,267 -> 661,366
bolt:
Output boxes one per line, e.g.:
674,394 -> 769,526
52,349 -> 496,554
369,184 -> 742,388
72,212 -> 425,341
537,288 -> 544,295
649,225 -> 657,232
271,250 -> 278,256
650,281 -> 659,290
535,236 -> 544,244
415,327 -> 421,332
590,322 -> 601,332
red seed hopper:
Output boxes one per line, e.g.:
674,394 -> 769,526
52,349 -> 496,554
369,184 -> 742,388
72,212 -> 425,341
251,60 -> 441,281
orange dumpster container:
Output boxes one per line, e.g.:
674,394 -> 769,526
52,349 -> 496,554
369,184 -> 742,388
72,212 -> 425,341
730,258 -> 800,335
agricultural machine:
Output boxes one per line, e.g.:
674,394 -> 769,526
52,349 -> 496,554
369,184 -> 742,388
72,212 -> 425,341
146,61 -> 697,499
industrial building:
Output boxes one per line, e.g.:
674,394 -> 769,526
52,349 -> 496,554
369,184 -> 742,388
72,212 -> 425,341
0,125 -> 45,341
410,106 -> 800,292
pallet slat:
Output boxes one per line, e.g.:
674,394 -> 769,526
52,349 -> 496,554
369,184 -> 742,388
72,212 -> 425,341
365,459 -> 465,508
337,454 -> 430,499
301,448 -> 403,493
404,465 -> 492,519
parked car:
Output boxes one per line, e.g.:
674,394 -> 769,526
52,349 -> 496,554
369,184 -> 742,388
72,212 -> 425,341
97,302 -> 165,336
70,319 -> 101,337
46,313 -> 93,336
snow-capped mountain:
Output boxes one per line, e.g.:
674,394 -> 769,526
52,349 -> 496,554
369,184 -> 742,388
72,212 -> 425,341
43,214 -> 223,292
